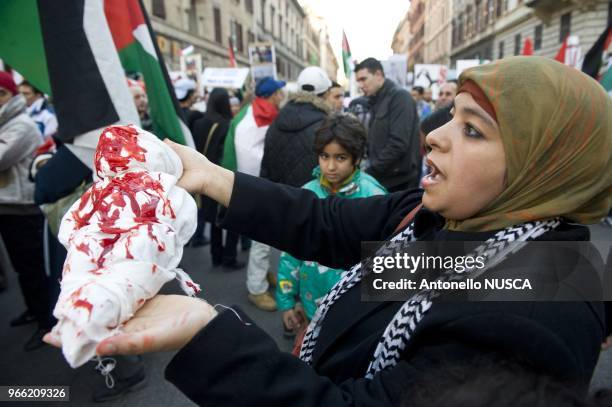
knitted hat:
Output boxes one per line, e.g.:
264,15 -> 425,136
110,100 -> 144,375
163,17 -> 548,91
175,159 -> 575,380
0,71 -> 18,95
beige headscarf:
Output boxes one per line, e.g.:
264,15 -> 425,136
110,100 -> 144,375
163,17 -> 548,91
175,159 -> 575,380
446,56 -> 611,232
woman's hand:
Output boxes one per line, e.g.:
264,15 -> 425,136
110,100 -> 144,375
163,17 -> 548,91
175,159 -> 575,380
164,139 -> 210,194
44,295 -> 218,356
165,139 -> 235,207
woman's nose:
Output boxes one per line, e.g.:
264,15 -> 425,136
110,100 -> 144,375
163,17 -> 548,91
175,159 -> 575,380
425,124 -> 450,152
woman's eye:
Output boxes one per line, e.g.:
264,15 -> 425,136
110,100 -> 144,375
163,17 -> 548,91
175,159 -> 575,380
463,124 -> 483,139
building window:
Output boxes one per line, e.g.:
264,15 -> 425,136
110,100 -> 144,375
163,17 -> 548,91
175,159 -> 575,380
260,0 -> 266,27
213,7 -> 222,44
559,12 -> 571,43
498,40 -> 504,58
496,0 -> 503,17
279,16 -> 283,41
248,30 -> 255,45
485,0 -> 494,24
475,0 -> 481,32
534,24 -> 542,50
514,33 -> 521,55
245,0 -> 253,14
270,6 -> 275,36
236,23 -> 244,53
152,0 -> 166,19
188,0 -> 198,34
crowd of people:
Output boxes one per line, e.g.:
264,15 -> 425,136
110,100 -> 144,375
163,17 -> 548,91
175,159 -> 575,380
1,52 -> 611,405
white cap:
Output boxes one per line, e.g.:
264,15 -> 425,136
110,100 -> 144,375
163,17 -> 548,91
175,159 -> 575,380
174,78 -> 197,100
297,66 -> 332,95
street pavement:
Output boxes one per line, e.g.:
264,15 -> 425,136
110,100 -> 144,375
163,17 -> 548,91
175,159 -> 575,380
1,225 -> 611,406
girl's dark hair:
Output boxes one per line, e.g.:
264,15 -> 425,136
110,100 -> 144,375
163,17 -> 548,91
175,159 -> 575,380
313,113 -> 367,164
206,88 -> 232,121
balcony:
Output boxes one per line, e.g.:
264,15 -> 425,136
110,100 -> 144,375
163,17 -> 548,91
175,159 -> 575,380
526,0 -> 598,22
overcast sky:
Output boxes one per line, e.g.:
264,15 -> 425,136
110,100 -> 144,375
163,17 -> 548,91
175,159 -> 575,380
301,0 -> 411,79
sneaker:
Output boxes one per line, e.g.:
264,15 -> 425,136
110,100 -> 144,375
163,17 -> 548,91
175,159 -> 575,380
248,292 -> 277,312
24,327 -> 48,351
92,357 -> 146,403
222,260 -> 245,271
10,310 -> 37,327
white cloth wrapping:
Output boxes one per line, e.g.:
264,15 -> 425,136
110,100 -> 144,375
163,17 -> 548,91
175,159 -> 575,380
51,125 -> 199,368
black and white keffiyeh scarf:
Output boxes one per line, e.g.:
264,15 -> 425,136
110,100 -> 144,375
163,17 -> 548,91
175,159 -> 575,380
298,217 -> 561,379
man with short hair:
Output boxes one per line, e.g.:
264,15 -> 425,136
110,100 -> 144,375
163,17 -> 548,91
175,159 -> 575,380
411,86 -> 432,119
436,81 -> 458,110
18,81 -> 57,140
355,57 -> 420,191
325,81 -> 344,112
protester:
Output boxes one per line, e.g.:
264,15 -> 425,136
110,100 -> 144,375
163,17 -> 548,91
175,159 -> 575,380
18,80 -> 58,140
411,85 -> 432,119
128,80 -> 153,133
276,113 -> 386,340
260,66 -> 332,187
252,67 -> 332,311
192,88 -> 241,268
355,57 -> 420,191
221,76 -> 285,298
174,77 -> 204,132
229,95 -> 241,117
436,81 -> 458,110
47,57 -> 611,406
0,71 -> 52,350
324,81 -> 344,112
423,87 -> 434,106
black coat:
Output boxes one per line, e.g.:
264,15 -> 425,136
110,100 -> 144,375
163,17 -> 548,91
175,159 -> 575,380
260,92 -> 330,187
366,79 -> 421,190
192,114 -> 230,223
165,174 -> 605,406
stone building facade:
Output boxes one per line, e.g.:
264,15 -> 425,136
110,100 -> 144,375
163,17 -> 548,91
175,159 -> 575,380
424,0 -> 454,65
142,0 -> 336,82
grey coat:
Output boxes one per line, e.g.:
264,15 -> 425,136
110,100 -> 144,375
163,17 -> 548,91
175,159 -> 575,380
0,95 -> 42,211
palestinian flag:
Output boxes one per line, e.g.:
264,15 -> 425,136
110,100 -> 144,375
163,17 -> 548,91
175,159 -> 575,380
342,30 -> 352,78
0,0 -> 190,149
105,0 -> 190,145
228,36 -> 237,68
581,25 -> 612,93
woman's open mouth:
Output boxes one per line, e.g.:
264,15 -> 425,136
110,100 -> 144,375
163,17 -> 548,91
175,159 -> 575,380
422,158 -> 444,187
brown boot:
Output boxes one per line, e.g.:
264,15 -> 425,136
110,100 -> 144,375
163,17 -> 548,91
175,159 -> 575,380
248,292 -> 277,312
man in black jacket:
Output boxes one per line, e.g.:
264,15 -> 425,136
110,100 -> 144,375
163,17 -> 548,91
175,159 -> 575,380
355,58 -> 420,192
260,66 -> 332,188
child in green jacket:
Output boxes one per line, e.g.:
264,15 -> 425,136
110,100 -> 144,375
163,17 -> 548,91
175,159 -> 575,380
276,113 -> 387,336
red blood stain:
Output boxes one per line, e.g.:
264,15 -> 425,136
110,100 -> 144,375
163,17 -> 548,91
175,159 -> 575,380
185,280 -> 200,294
152,265 -> 157,274
76,242 -> 91,256
147,224 -> 165,252
137,298 -> 145,306
125,233 -> 134,259
73,299 -> 94,320
94,125 -> 147,177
